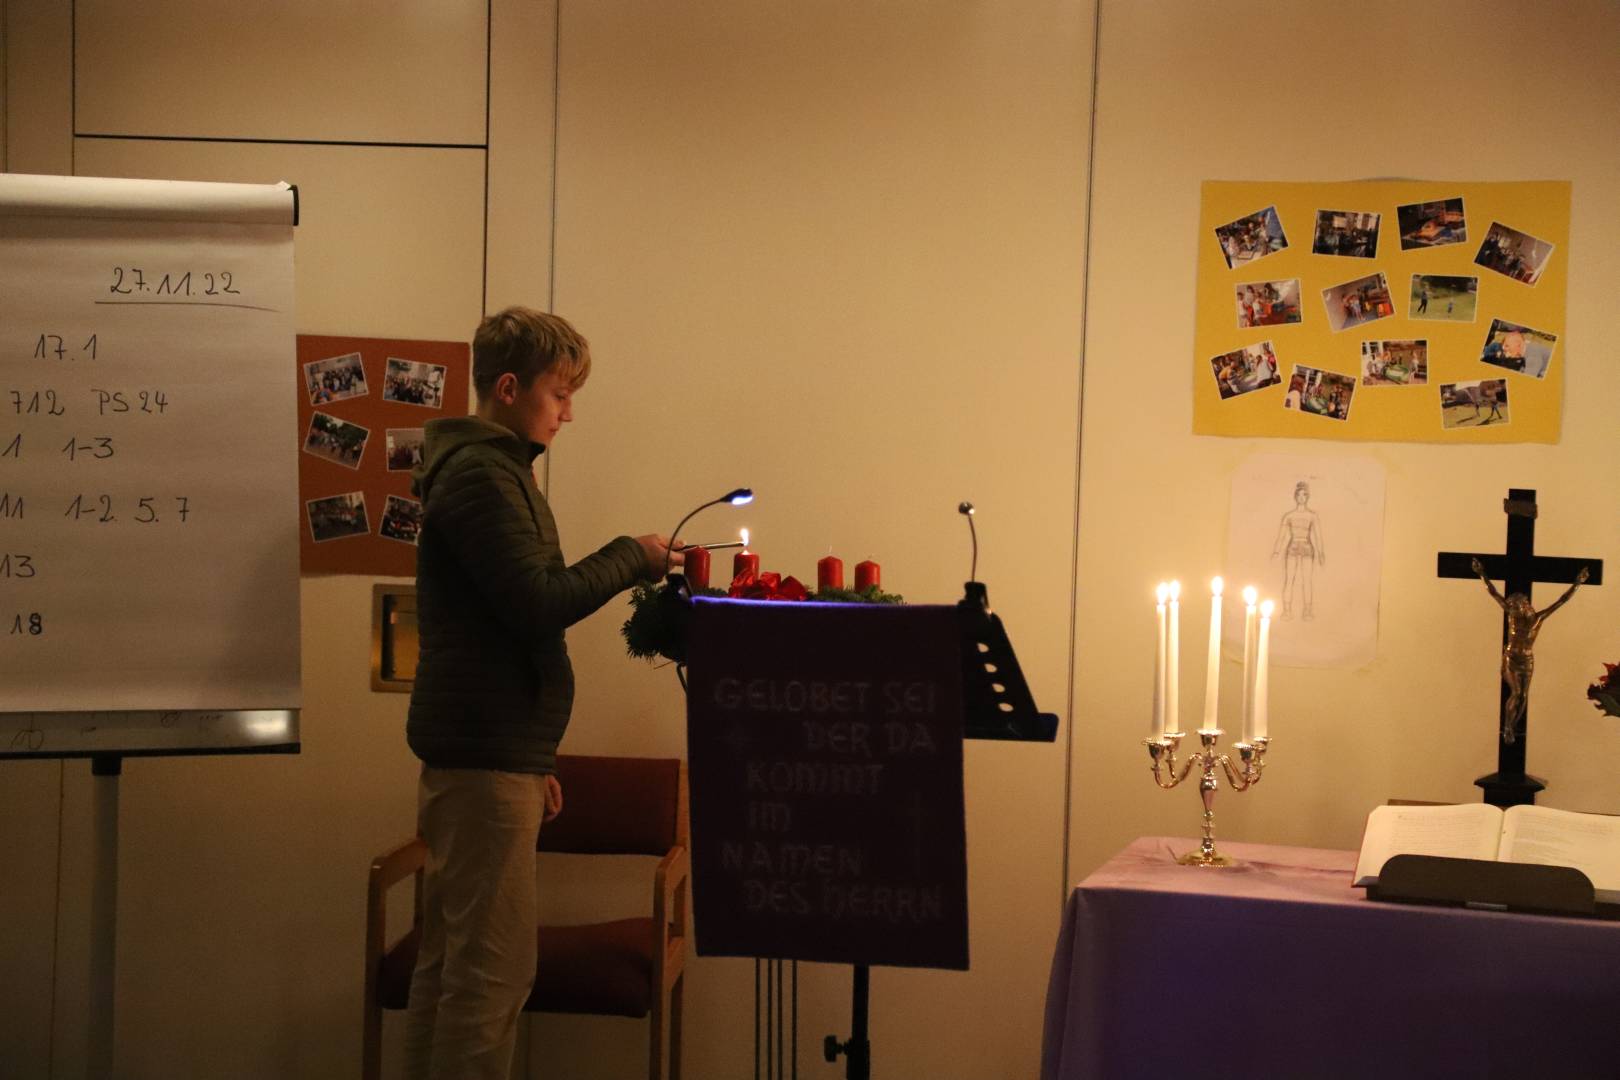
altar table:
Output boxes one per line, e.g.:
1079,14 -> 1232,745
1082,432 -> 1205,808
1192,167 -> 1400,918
1041,837 -> 1620,1080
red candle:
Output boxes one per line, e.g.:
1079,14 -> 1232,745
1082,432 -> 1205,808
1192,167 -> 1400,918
817,554 -> 844,590
854,559 -> 880,591
733,550 -> 760,579
683,545 -> 710,589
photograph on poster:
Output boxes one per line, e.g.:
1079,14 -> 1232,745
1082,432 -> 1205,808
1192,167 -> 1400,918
304,352 -> 368,405
302,412 -> 370,469
1480,318 -> 1557,379
383,357 -> 448,408
1282,364 -> 1356,421
1440,378 -> 1510,429
1395,197 -> 1467,249
385,427 -> 426,471
1322,272 -> 1393,332
1474,221 -> 1554,285
1210,341 -> 1282,400
1311,209 -> 1380,258
379,494 -> 424,546
1409,274 -> 1478,322
1360,339 -> 1428,386
307,491 -> 370,542
1235,279 -> 1302,328
1225,454 -> 1386,667
1215,205 -> 1289,268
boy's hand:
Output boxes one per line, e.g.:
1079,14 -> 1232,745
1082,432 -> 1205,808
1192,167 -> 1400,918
635,534 -> 682,578
543,775 -> 563,822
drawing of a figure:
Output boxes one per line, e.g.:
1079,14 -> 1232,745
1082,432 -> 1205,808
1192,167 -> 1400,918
1270,481 -> 1325,620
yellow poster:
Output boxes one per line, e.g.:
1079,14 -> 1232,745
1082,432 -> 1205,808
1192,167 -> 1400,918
1192,180 -> 1569,443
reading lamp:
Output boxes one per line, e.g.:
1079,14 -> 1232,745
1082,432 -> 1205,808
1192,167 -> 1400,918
958,501 -> 977,581
666,487 -> 754,576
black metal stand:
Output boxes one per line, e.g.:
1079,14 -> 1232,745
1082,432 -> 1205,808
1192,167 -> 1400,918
754,958 -> 797,1080
818,581 -> 1056,1078
957,582 -> 1059,742
823,965 -> 870,1080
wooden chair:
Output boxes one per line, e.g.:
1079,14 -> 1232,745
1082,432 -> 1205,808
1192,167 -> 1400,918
364,755 -> 689,1080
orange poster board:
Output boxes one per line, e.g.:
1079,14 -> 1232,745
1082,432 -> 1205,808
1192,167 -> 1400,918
1193,180 -> 1569,443
296,334 -> 469,576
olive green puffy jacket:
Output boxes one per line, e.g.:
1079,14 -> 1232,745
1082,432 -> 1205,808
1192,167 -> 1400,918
406,417 -> 646,774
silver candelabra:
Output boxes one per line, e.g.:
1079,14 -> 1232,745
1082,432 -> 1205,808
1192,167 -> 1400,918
1143,728 -> 1271,866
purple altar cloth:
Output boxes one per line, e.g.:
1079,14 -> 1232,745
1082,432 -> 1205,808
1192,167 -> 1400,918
1041,837 -> 1620,1080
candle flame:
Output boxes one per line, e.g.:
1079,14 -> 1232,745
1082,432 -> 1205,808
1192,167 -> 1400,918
1168,580 -> 1181,601
1155,582 -> 1169,604
1242,585 -> 1259,606
1260,599 -> 1275,618
1211,576 -> 1224,596
740,527 -> 750,551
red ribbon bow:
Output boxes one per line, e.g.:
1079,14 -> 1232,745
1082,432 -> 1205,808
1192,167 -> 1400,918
729,569 -> 809,601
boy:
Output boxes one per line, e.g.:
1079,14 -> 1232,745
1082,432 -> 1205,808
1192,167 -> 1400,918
403,307 -> 680,1079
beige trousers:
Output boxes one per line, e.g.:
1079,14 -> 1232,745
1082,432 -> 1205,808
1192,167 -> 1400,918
403,766 -> 545,1080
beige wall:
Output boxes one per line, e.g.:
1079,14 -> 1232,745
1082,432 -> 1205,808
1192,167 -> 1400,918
1072,0 -> 1620,884
3,3 -> 494,1078
536,7 -> 1090,1077
2,2 -> 1088,1078
3,2 -> 1618,1078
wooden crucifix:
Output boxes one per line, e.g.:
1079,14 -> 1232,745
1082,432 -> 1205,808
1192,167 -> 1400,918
1437,489 -> 1603,807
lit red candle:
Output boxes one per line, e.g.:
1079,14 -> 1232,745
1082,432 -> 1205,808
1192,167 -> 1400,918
684,545 -> 710,590
854,559 -> 880,591
733,528 -> 759,579
818,554 -> 844,590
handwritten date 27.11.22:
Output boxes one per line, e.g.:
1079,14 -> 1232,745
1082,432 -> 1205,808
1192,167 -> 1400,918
109,267 -> 240,298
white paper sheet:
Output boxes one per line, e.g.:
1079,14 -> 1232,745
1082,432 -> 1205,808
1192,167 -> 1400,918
1225,454 -> 1385,668
1,177 -> 300,712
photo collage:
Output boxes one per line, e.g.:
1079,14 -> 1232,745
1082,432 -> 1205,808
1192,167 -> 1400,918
302,350 -> 441,546
295,335 -> 468,575
1207,196 -> 1557,432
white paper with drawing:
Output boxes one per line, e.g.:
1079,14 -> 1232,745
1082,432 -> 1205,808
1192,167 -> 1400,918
1225,455 -> 1384,667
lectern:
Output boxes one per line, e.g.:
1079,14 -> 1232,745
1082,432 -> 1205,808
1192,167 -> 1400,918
684,582 -> 1056,1079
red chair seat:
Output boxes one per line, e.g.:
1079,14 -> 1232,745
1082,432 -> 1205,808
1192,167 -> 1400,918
364,756 -> 688,1079
377,917 -> 657,1018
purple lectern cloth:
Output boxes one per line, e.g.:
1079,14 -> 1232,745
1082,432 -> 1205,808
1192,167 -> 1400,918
1041,837 -> 1620,1080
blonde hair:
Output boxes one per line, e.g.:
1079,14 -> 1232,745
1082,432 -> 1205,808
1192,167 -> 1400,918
472,307 -> 591,398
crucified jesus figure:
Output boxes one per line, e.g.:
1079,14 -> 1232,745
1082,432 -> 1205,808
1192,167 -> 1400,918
1471,557 -> 1589,743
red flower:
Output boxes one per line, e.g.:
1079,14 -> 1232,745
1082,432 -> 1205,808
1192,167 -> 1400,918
1589,661 -> 1620,718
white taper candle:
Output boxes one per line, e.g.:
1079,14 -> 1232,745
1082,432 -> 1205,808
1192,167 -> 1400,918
1240,585 -> 1259,742
1202,577 -> 1223,731
1254,600 -> 1273,740
1167,581 -> 1181,734
1153,583 -> 1168,737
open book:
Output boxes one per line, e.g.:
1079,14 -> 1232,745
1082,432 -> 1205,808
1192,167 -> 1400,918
1353,802 -> 1620,896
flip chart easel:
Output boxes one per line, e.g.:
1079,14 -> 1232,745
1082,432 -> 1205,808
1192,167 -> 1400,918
0,173 -> 302,1076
